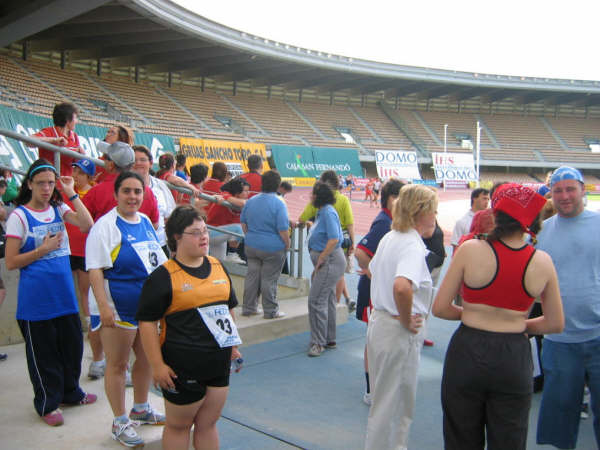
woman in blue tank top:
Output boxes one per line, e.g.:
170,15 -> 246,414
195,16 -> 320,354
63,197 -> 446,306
86,171 -> 167,447
4,158 -> 94,427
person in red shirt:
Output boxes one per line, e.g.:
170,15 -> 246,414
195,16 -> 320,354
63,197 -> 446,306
240,154 -> 263,197
203,162 -> 229,195
156,153 -> 200,203
83,141 -> 159,227
206,178 -> 249,262
64,159 -> 105,378
31,103 -> 85,176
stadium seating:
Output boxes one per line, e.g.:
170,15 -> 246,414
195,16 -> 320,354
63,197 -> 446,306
2,53 -> 600,168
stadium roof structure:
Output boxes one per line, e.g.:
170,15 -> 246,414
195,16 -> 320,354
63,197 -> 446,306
2,0 -> 600,115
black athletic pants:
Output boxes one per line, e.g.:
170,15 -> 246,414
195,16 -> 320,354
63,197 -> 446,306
18,313 -> 85,416
441,323 -> 533,450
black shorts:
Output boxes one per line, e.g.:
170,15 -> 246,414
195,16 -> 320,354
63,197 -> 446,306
69,255 -> 86,272
161,344 -> 232,405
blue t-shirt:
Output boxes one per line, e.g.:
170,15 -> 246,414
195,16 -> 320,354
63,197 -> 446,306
356,208 -> 393,307
537,209 -> 600,343
307,205 -> 343,252
241,193 -> 289,252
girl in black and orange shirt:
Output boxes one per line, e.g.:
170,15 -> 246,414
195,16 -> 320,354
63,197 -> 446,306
137,205 -> 242,449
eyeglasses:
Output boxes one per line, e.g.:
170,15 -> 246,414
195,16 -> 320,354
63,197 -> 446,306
182,230 -> 209,237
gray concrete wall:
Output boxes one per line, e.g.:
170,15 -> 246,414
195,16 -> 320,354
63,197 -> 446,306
0,261 -> 309,346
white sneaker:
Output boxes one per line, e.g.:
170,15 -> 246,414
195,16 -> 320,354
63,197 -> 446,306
225,253 -> 246,264
363,392 -> 372,406
88,360 -> 106,379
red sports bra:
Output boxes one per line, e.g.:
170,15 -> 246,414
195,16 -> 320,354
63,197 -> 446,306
461,239 -> 536,311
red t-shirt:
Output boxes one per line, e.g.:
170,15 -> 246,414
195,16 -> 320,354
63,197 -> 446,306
240,172 -> 262,198
158,171 -> 181,203
203,178 -> 224,195
206,193 -> 240,226
64,187 -> 91,257
82,173 -> 159,224
34,126 -> 82,176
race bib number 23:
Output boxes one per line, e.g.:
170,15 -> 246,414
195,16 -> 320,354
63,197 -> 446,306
197,304 -> 242,348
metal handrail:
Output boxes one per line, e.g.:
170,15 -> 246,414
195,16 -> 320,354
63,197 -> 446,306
0,128 -> 305,277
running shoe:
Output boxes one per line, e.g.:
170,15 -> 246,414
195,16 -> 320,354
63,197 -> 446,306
129,405 -> 166,425
42,409 -> 64,427
0,353 -> 7,361
308,344 -> 324,357
112,420 -> 144,448
264,311 -> 286,319
225,253 -> 246,264
363,392 -> 372,406
325,341 -> 337,349
88,360 -> 105,379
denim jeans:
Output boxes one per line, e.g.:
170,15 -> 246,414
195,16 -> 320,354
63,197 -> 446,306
537,336 -> 600,449
208,224 -> 244,260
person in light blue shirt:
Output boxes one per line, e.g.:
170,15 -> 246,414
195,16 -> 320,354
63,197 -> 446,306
240,170 -> 290,319
306,181 -> 345,357
536,166 -> 600,449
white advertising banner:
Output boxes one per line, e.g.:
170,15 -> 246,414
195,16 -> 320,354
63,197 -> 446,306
375,150 -> 421,180
432,152 -> 477,184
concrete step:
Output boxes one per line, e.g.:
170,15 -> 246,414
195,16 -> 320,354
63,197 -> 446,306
235,296 -> 349,346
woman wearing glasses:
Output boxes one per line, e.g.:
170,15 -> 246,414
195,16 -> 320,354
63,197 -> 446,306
5,158 -> 94,426
138,205 -> 242,450
86,171 -> 167,447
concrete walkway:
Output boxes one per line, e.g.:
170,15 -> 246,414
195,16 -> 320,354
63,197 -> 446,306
0,246 -> 596,449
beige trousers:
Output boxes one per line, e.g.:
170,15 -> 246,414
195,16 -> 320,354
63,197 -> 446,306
365,309 -> 425,450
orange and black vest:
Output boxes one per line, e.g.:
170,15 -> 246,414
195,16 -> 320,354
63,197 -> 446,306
159,256 -> 231,347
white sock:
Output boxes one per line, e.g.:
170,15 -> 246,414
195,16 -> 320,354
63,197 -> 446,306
133,402 -> 149,412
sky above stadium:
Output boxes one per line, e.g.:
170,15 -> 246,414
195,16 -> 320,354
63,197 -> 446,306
174,0 -> 599,82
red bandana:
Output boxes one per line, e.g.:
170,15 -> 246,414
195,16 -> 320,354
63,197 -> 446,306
492,183 -> 547,241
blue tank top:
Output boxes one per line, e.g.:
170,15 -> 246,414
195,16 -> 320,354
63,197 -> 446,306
103,214 -> 165,321
17,205 -> 78,321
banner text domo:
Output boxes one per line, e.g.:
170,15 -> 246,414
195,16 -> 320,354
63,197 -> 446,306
376,151 -> 418,164
435,168 -> 477,180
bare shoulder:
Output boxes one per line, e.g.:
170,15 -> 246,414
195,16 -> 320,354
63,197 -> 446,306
531,248 -> 554,268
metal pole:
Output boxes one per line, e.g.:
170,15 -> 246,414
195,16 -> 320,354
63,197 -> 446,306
289,227 -> 296,276
476,121 -> 481,188
298,226 -> 305,278
0,165 -> 26,176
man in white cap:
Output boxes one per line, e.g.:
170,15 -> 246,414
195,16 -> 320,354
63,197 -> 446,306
82,141 -> 159,226
536,166 -> 600,449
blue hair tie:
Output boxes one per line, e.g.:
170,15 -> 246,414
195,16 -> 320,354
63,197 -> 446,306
29,164 -> 57,179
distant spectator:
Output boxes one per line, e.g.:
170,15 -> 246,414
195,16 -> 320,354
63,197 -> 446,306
94,125 -> 134,183
31,102 -> 85,176
83,141 -> 160,226
537,170 -> 553,197
1,169 -> 18,204
241,170 -> 290,319
175,153 -> 189,181
206,178 -> 249,262
5,158 -> 95,426
180,163 -> 212,213
277,181 -> 293,198
450,188 -> 490,253
240,154 -> 264,197
133,145 -> 176,256
203,162 -> 228,195
157,153 -> 200,203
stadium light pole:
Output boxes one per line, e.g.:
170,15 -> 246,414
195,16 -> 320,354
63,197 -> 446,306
476,121 -> 481,187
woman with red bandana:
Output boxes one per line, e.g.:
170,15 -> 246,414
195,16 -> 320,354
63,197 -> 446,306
433,183 -> 564,450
